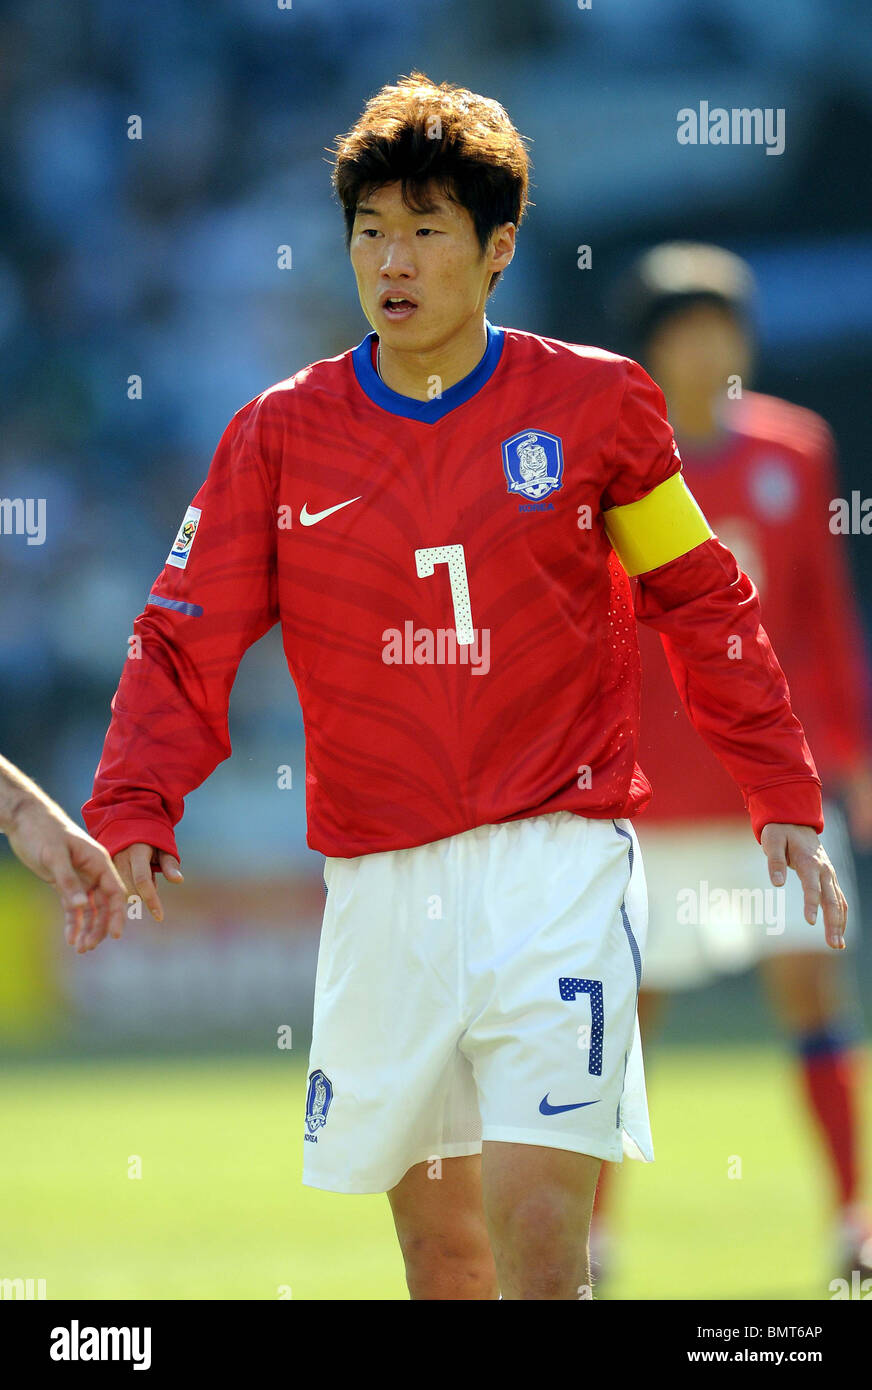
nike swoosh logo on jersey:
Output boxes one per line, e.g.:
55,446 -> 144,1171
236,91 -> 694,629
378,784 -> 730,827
299,497 -> 362,526
538,1095 -> 601,1115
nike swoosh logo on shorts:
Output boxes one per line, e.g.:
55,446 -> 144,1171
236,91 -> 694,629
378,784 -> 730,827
299,497 -> 362,526
539,1095 -> 601,1115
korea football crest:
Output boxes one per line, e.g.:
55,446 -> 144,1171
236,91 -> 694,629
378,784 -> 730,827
305,1069 -> 333,1137
501,429 -> 564,500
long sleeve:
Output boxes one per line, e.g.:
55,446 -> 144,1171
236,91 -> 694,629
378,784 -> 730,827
82,398 -> 279,860
634,536 -> 823,841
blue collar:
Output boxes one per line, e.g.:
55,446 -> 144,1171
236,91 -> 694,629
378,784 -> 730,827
351,319 -> 505,422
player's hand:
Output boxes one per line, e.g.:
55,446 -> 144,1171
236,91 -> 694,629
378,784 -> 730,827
841,765 -> 872,851
761,823 -> 847,950
112,843 -> 183,924
5,796 -> 127,953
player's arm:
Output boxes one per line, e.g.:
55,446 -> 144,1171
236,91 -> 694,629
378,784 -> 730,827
82,398 -> 280,922
0,753 -> 126,952
627,528 -> 846,948
602,360 -> 846,949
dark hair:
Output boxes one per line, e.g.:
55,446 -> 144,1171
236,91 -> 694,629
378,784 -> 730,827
610,242 -> 756,359
330,71 -> 531,296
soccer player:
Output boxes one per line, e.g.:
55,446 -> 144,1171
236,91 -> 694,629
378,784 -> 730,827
0,753 -> 126,951
597,242 -> 872,1281
83,75 -> 847,1300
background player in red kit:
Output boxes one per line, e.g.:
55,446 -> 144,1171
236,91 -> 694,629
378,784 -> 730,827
83,77 -> 847,1299
593,242 -> 872,1282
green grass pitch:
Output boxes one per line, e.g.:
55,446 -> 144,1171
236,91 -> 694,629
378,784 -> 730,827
0,1046 -> 865,1300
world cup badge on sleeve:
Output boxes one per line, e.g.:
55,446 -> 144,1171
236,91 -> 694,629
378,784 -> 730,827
305,1069 -> 333,1136
166,505 -> 202,569
501,429 -> 564,500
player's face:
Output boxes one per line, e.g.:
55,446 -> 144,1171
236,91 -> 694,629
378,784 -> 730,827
645,302 -> 752,405
349,181 -> 514,352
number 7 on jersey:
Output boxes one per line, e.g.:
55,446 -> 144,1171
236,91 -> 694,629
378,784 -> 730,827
415,544 -> 475,646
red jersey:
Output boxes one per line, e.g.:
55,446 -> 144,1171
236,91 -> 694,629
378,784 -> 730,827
638,391 -> 872,822
82,326 -> 821,860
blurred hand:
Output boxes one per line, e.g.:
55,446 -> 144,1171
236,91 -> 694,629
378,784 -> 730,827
841,765 -> 872,851
761,822 -> 847,950
112,843 -> 183,923
6,796 -> 127,953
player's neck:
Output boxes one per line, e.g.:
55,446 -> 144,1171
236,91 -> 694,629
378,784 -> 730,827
668,394 -> 724,449
375,317 -> 489,401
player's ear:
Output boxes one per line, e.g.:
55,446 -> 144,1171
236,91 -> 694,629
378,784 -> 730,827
491,222 -> 515,271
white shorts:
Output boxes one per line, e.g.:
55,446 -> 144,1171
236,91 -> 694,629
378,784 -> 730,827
302,812 -> 654,1195
637,802 -> 858,991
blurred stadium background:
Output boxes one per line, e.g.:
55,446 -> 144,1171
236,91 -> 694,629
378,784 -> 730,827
1,0 -> 870,1299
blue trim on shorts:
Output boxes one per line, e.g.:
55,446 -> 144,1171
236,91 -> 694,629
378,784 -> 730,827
613,820 -> 642,991
613,819 -> 634,875
617,1049 -> 629,1128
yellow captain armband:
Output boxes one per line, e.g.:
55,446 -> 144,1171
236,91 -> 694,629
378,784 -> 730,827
603,471 -> 714,577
